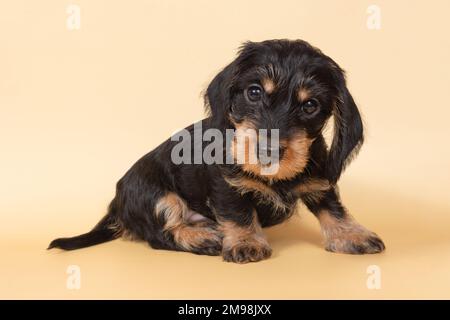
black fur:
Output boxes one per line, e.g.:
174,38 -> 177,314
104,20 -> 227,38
48,213 -> 117,250
49,39 -> 384,262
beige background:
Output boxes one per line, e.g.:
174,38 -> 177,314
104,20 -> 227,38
1,0 -> 450,299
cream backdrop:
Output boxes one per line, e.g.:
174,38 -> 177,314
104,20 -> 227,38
1,0 -> 450,299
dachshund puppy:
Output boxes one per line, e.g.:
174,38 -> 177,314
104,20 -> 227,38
49,39 -> 385,263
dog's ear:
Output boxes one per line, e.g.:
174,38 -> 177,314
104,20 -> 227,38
204,62 -> 236,127
326,71 -> 364,185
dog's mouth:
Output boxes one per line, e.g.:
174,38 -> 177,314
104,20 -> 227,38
231,128 -> 312,180
230,134 -> 285,166
256,144 -> 286,165
229,118 -> 312,179
230,119 -> 286,165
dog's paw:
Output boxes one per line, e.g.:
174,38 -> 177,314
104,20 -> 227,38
189,225 -> 223,256
325,230 -> 385,254
174,222 -> 223,256
222,240 -> 272,263
192,245 -> 222,256
191,237 -> 223,256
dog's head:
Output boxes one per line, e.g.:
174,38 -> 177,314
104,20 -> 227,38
205,39 -> 363,184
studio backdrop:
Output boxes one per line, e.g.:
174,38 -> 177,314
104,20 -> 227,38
1,0 -> 449,299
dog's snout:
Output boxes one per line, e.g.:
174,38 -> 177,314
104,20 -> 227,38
258,145 -> 285,159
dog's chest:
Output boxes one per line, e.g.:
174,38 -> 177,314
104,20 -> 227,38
225,175 -> 331,211
224,176 -> 297,212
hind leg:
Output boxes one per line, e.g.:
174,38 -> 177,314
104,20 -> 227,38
149,192 -> 223,256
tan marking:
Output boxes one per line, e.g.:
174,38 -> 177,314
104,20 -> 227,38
259,130 -> 312,181
230,120 -> 312,181
155,193 -> 221,250
261,78 -> 275,94
107,219 -> 126,238
155,192 -> 185,230
302,191 -> 325,204
224,176 -> 287,211
230,119 -> 259,166
295,178 -> 330,203
219,211 -> 271,263
317,210 -> 385,254
296,179 -> 330,193
298,87 -> 310,102
171,224 -> 221,251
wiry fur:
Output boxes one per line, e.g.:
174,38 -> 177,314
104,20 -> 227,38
49,39 -> 384,263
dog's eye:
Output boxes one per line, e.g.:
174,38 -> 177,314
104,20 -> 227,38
301,99 -> 319,115
246,84 -> 264,102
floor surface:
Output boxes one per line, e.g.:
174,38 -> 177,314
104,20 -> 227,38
3,183 -> 450,299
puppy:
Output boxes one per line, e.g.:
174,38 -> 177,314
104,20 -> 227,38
49,39 -> 385,263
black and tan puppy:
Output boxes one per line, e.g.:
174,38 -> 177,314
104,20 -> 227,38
49,39 -> 385,263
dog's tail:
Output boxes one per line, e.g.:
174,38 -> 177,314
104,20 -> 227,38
47,211 -> 121,251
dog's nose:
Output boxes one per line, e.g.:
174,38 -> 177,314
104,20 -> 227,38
258,146 -> 285,159
259,146 -> 277,156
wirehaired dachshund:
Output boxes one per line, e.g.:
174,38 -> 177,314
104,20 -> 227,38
49,39 -> 385,263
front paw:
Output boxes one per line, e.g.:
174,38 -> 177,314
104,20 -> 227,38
325,230 -> 385,254
222,240 -> 272,263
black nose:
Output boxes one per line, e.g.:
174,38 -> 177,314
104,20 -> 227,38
259,146 -> 277,155
257,146 -> 285,160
